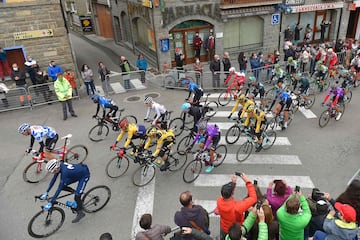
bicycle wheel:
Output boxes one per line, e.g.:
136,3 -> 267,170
180,112 -> 193,125
262,130 -> 277,150
23,160 -> 49,183
168,151 -> 188,172
236,141 -> 253,162
268,118 -> 278,131
122,115 -> 137,124
265,87 -> 276,99
213,145 -> 227,167
88,124 -> 109,142
169,117 -> 185,137
65,145 -> 88,164
304,93 -> 315,109
319,110 -> 331,128
165,75 -> 176,88
287,109 -> 295,126
218,90 -> 231,106
176,135 -> 193,153
132,163 -> 156,187
82,185 -> 111,213
225,125 -> 241,144
28,207 -> 65,238
105,156 -> 130,178
203,101 -> 219,118
344,90 -> 352,104
183,159 -> 202,183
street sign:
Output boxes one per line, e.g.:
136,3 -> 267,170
13,29 -> 53,40
271,13 -> 280,25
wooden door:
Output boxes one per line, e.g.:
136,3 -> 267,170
95,4 -> 114,39
6,48 -> 25,71
314,11 -> 326,42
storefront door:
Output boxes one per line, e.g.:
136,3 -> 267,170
314,11 -> 328,42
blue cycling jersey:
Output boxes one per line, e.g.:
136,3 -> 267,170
188,82 -> 202,94
98,95 -> 114,108
47,162 -> 90,202
30,125 -> 57,142
280,92 -> 291,102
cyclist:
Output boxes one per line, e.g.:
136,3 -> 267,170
293,72 -> 310,95
91,93 -> 118,121
40,160 -> 90,223
227,93 -> 254,120
268,82 -> 292,129
324,48 -> 338,70
322,84 -> 344,121
143,96 -> 167,129
144,127 -> 175,171
18,123 -> 58,160
187,119 -> 221,173
224,67 -> 246,91
339,69 -> 353,92
271,64 -> 285,83
246,76 -> 266,109
314,60 -> 328,91
242,104 -> 267,152
181,102 -> 203,132
181,79 -> 203,105
111,118 -> 147,156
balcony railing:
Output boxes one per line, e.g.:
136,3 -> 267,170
220,0 -> 282,9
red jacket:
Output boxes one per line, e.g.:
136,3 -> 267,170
216,181 -> 257,233
224,72 -> 245,87
324,52 -> 338,69
193,36 -> 203,50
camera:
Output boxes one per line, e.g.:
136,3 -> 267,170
256,200 -> 262,210
254,179 -> 258,185
235,172 -> 243,177
295,185 -> 300,192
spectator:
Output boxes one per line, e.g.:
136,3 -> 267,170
63,69 -> 78,97
222,52 -> 231,81
135,213 -> 171,240
174,191 -> 210,239
175,48 -> 185,80
336,179 -> 360,224
237,52 -> 247,73
216,174 -> 257,240
247,204 -> 279,240
99,232 -> 113,240
301,47 -> 311,72
310,203 -> 358,240
276,189 -> 311,240
309,45 -> 318,75
80,64 -> 96,96
193,58 -> 203,86
320,20 -> 331,43
98,62 -> 111,96
34,64 -> 51,103
250,53 -> 261,81
0,82 -> 9,107
294,23 -> 303,46
284,25 -> 293,41
308,199 -> 330,238
284,42 -> 295,62
266,179 -> 292,219
304,24 -> 313,44
0,47 -> 12,81
47,60 -> 63,81
54,72 -> 77,120
273,50 -> 281,64
205,30 -> 215,61
10,63 -> 27,105
209,54 -> 221,88
264,53 -> 273,81
136,54 -> 148,84
120,55 -> 131,90
24,55 -> 37,85
193,32 -> 203,59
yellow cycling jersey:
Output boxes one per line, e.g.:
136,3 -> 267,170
230,97 -> 254,117
243,108 -> 266,133
144,129 -> 175,157
116,123 -> 138,148
239,98 -> 255,119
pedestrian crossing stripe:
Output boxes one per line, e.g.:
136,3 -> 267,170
130,79 -> 146,90
194,174 -> 315,189
213,111 -> 274,118
298,107 -> 317,118
223,154 -> 302,165
110,82 -> 126,93
219,136 -> 291,145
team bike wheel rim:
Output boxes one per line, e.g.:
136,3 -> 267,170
183,160 -> 202,183
132,164 -> 156,187
225,125 -> 241,144
106,156 -> 129,178
82,185 -> 111,213
236,142 -> 253,162
28,207 -> 65,238
23,161 -> 49,183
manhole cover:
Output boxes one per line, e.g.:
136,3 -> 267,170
126,96 -> 141,102
144,92 -> 160,99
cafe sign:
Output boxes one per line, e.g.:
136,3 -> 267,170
291,2 -> 344,12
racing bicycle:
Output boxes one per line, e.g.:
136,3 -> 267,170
318,102 -> 345,128
88,108 -> 137,142
28,185 -> 111,238
23,134 -> 88,183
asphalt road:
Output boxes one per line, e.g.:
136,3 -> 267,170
0,33 -> 359,240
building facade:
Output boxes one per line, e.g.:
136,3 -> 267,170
0,0 -> 74,74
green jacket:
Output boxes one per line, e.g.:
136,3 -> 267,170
277,195 -> 311,240
54,77 -> 72,101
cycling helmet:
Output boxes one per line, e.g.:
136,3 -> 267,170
144,96 -> 153,104
316,60 -> 323,65
246,104 -> 255,113
330,83 -> 337,89
181,102 -> 191,111
340,69 -> 349,76
229,67 -> 236,72
46,159 -> 60,172
249,76 -> 256,82
197,119 -> 207,131
91,94 -> 100,102
181,79 -> 190,86
295,73 -> 302,78
148,128 -> 162,138
119,118 -> 129,129
18,123 -> 30,134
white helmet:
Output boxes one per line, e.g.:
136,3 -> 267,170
46,159 -> 60,172
144,96 -> 153,104
229,67 -> 236,72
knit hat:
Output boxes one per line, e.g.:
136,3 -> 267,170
335,202 -> 357,222
221,182 -> 235,199
316,200 -> 328,215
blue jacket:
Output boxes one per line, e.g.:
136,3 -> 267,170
250,57 -> 261,69
136,59 -> 148,71
47,65 -> 64,81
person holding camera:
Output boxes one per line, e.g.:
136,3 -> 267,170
135,213 -> 171,240
276,186 -> 311,240
266,179 -> 293,219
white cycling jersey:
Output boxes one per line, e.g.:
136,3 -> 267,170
145,102 -> 167,124
30,125 -> 57,142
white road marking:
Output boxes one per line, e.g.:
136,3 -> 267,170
219,136 -> 291,145
298,107 -> 317,118
223,154 -> 302,165
130,78 -> 147,90
110,82 -> 126,93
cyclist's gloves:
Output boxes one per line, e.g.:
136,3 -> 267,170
43,202 -> 52,211
111,143 -> 117,150
40,192 -> 48,201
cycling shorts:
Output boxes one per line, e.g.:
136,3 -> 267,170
45,134 -> 59,151
280,98 -> 292,111
158,140 -> 173,157
209,134 -> 221,151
